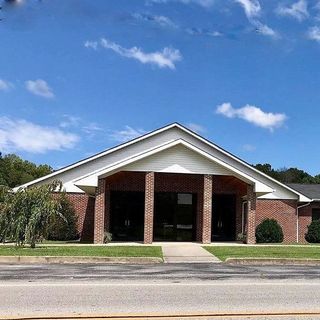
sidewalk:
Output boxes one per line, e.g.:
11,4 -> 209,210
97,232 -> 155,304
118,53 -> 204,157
162,243 -> 221,263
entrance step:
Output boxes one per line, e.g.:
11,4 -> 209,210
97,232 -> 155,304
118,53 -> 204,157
162,244 -> 221,263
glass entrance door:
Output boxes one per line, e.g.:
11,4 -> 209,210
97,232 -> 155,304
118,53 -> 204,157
154,192 -> 196,241
211,194 -> 236,241
110,191 -> 145,241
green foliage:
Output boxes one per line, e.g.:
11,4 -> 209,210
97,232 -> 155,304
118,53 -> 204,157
104,232 -> 112,243
0,153 -> 52,188
46,193 -> 78,241
305,220 -> 320,243
254,163 -> 319,184
255,218 -> 284,243
0,181 -> 64,248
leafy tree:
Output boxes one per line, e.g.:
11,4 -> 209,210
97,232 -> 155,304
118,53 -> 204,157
0,153 -> 52,188
0,181 -> 64,248
46,193 -> 78,241
254,163 -> 318,184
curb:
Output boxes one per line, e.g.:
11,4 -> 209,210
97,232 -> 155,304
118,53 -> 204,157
225,258 -> 320,265
0,256 -> 163,264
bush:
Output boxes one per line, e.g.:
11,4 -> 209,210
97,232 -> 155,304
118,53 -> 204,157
305,220 -> 320,243
255,218 -> 284,243
46,193 -> 78,241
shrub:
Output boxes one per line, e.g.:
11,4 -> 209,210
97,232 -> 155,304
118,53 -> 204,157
104,232 -> 112,244
46,193 -> 78,241
255,218 -> 284,243
305,220 -> 320,243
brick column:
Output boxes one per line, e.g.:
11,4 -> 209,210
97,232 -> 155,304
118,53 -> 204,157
202,174 -> 213,244
246,184 -> 256,244
144,172 -> 155,244
104,186 -> 110,233
94,178 -> 105,244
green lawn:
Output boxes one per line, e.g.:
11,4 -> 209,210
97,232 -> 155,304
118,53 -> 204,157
203,246 -> 320,261
0,246 -> 163,258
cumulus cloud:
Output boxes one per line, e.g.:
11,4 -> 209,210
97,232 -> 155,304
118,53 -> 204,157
234,0 -> 261,18
110,126 -> 146,143
0,117 -> 79,153
276,0 -> 309,22
85,38 -> 182,70
253,21 -> 279,38
132,13 -> 177,28
25,79 -> 54,98
307,26 -> 320,42
0,79 -> 13,91
216,102 -> 287,131
146,0 -> 215,8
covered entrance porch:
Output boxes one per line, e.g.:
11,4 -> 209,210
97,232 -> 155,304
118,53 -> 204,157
92,171 -> 257,244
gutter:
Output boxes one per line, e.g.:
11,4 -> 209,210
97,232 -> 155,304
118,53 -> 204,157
296,201 -> 312,243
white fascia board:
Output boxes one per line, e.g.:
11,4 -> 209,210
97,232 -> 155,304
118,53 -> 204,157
74,139 -> 273,195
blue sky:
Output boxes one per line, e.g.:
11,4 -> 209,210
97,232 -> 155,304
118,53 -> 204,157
1,0 -> 320,174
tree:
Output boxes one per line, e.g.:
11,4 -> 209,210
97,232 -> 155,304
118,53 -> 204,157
0,153 -> 52,188
254,163 -> 318,184
0,181 -> 64,248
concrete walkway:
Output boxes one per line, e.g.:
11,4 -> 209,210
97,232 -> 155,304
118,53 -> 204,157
162,243 -> 220,263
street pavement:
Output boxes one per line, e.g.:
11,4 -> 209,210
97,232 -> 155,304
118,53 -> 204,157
1,263 -> 320,318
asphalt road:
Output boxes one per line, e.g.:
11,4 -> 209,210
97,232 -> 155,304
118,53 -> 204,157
1,263 -> 320,319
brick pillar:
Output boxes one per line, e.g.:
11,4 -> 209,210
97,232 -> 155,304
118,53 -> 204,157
144,172 -> 155,244
246,184 -> 256,244
202,174 -> 213,244
94,178 -> 105,244
104,186 -> 110,233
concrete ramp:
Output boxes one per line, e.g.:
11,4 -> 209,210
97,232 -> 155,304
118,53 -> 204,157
162,243 -> 220,263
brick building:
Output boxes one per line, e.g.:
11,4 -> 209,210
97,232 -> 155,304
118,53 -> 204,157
16,123 -> 316,244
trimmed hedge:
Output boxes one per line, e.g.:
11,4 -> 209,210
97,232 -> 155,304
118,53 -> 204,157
305,220 -> 320,243
255,218 -> 284,243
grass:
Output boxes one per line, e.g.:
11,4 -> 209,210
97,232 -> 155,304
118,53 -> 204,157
0,245 -> 163,258
203,246 -> 320,262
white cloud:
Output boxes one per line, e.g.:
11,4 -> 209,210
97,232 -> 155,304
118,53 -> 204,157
85,38 -> 182,70
110,126 -> 146,143
234,0 -> 261,19
276,0 -> 309,22
84,41 -> 98,50
59,115 -> 81,128
253,20 -> 279,38
147,0 -> 215,8
186,28 -> 222,37
0,117 -> 79,153
0,79 -> 13,91
216,102 -> 287,131
186,123 -> 206,133
307,26 -> 320,42
234,0 -> 278,38
132,13 -> 178,28
25,79 -> 54,98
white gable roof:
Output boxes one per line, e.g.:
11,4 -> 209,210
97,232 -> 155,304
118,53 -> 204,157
14,123 -> 311,202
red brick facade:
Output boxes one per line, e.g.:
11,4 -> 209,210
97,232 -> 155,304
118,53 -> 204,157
62,171 -> 315,244
256,199 -> 297,243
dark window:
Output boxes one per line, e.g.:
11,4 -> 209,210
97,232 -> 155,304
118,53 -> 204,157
312,208 -> 320,221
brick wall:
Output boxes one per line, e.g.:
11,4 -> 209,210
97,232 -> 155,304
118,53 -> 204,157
246,184 -> 256,244
94,179 -> 106,244
62,193 -> 95,242
256,199 -> 297,243
298,202 -> 320,243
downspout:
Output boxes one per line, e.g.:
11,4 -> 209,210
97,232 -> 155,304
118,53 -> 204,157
296,201 -> 312,243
